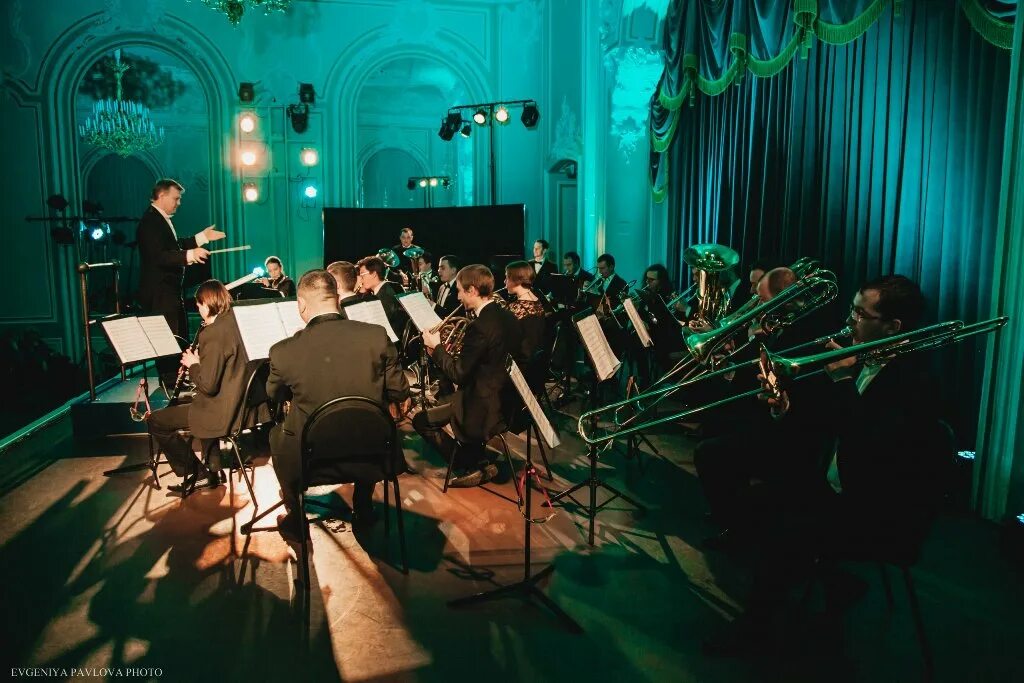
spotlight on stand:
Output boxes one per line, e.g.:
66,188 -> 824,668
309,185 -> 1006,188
460,123 -> 472,138
90,226 -> 106,241
242,183 -> 259,202
47,194 -> 69,211
407,179 -> 417,191
494,106 -> 510,124
438,111 -> 462,141
239,113 -> 256,133
238,82 -> 255,103
298,83 -> 316,104
82,199 -> 104,216
429,177 -> 438,187
521,101 -> 540,128
300,148 -> 318,166
473,109 -> 488,125
304,184 -> 317,199
419,179 -> 428,188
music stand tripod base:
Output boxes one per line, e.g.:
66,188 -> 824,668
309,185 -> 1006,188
447,423 -> 583,634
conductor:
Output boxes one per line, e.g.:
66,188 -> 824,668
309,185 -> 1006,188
136,178 -> 225,387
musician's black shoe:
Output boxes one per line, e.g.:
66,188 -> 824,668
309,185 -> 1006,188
479,462 -> 499,483
168,472 -> 220,494
448,468 -> 486,488
277,512 -> 311,545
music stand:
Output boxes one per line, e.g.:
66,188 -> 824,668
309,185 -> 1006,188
546,310 -> 646,546
448,357 -> 582,633
617,298 -> 661,470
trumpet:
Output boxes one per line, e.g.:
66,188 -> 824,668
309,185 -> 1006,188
579,316 -> 1008,445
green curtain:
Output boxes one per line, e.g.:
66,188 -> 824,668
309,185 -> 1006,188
657,2 -> 1014,472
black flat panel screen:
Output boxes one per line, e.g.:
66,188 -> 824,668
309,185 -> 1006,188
323,205 -> 526,270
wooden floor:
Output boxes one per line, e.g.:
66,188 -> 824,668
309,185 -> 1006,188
0,400 -> 1022,682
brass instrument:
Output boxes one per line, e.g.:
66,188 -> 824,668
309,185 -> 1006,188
580,316 -> 1008,445
684,243 -> 740,327
403,246 -> 425,260
377,248 -> 401,268
611,271 -> 839,427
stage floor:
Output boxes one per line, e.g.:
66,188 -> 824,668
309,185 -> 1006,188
1,401 -> 1022,682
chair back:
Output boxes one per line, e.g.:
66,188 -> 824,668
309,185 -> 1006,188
300,396 -> 397,482
229,360 -> 272,438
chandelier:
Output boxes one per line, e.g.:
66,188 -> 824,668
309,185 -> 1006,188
78,50 -> 165,158
197,0 -> 292,26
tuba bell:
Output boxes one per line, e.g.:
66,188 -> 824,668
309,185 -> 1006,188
683,243 -> 740,328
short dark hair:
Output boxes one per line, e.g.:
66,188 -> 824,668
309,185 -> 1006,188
326,260 -> 357,292
195,280 -> 232,316
400,227 -> 413,236
597,253 -> 615,268
297,269 -> 339,304
456,264 -> 495,297
151,178 -> 184,200
860,275 -> 926,330
750,258 -> 776,274
563,251 -> 581,267
505,260 -> 535,288
440,254 -> 460,270
356,256 -> 387,280
420,250 -> 434,267
534,238 -> 549,251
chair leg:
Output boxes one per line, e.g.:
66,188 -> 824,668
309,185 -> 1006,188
383,479 -> 390,538
299,490 -> 311,593
393,476 -> 408,574
443,442 -> 460,493
901,567 -> 934,681
878,563 -> 895,609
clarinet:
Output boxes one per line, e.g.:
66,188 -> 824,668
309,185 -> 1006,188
170,323 -> 205,402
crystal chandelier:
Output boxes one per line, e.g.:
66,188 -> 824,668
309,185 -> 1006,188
78,50 -> 165,158
197,0 -> 293,26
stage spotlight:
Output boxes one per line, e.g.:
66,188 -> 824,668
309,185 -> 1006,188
82,199 -> 104,216
419,179 -> 428,188
473,108 -> 488,125
304,184 -> 318,199
438,111 -> 462,141
494,106 -> 510,124
238,82 -> 255,103
252,266 -> 265,277
300,148 -> 318,166
239,113 -> 256,133
90,226 -> 106,241
429,177 -> 439,187
407,179 -> 416,191
241,150 -> 257,166
299,83 -> 316,104
287,104 -> 309,133
442,178 -> 451,189
521,101 -> 540,128
243,183 -> 259,202
460,123 -> 472,138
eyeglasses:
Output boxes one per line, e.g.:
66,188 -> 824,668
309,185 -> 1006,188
849,305 -> 883,322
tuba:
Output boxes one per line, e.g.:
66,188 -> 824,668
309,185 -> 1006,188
683,243 -> 740,328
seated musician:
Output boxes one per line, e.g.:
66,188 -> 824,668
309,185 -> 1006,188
325,260 -> 359,312
413,265 -> 524,487
147,280 -> 249,493
706,275 -> 936,656
255,256 -> 295,297
433,254 -> 461,319
641,263 -> 686,371
414,250 -> 439,300
266,270 -> 410,542
357,255 -> 408,338
562,251 -> 594,288
504,260 -> 548,389
595,253 -> 628,309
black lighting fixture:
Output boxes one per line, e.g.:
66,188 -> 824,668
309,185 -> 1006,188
460,123 -> 472,138
82,199 -> 104,216
438,111 -> 462,141
238,82 -> 255,103
407,176 -> 452,208
298,82 -> 316,104
521,100 -> 540,128
47,194 -> 69,211
287,103 -> 309,133
472,108 -> 488,125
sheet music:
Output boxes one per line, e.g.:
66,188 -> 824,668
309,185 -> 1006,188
225,273 -> 258,290
344,300 -> 399,342
576,314 -> 621,381
232,303 -> 288,360
622,298 -> 653,348
101,317 -> 157,364
275,300 -> 306,336
138,316 -> 182,357
507,360 -> 561,449
399,292 -> 443,332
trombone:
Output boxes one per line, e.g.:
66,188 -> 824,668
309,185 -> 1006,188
578,316 -> 1008,445
613,270 -> 839,427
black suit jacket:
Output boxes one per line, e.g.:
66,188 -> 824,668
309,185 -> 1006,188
186,309 -> 252,439
604,273 -> 628,304
136,205 -> 197,320
432,302 -> 524,442
266,314 -> 410,464
532,260 -> 557,293
374,282 -> 409,340
433,280 -> 460,319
